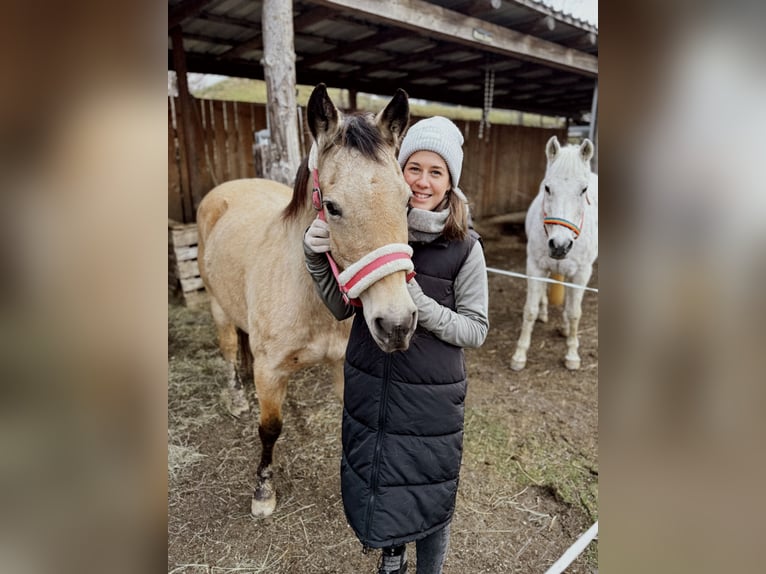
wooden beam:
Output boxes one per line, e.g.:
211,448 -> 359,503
293,6 -> 336,31
218,33 -> 262,60
299,28 -> 404,69
306,0 -> 597,76
168,0 -> 220,30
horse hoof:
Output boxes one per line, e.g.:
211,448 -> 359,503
510,359 -> 526,371
251,494 -> 276,518
221,389 -> 250,418
565,357 -> 581,370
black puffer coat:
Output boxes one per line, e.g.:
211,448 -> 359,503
341,231 -> 479,548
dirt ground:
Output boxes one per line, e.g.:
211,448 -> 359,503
168,223 -> 598,573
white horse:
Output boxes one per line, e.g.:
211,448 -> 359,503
511,136 -> 598,371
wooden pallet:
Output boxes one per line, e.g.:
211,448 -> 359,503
168,219 -> 208,309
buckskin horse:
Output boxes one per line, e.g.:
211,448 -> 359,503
197,84 -> 417,517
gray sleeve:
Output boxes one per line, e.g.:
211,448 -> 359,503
303,241 -> 356,321
406,241 -> 489,348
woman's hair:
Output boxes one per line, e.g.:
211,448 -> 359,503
443,186 -> 470,241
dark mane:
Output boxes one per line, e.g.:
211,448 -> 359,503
282,155 -> 310,220
282,113 -> 386,221
337,113 -> 385,161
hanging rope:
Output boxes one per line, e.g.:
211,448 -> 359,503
478,67 -> 495,141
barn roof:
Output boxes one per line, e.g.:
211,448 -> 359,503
168,0 -> 597,121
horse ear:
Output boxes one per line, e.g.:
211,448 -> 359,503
580,138 -> 594,163
307,83 -> 341,144
375,88 -> 410,148
545,136 -> 560,163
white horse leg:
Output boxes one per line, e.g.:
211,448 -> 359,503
562,269 -> 592,370
210,296 -> 250,417
251,357 -> 289,518
511,268 -> 546,371
538,282 -> 549,323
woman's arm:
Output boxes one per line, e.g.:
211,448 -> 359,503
303,231 -> 356,321
406,241 -> 489,348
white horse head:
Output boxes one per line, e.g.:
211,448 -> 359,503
542,136 -> 594,259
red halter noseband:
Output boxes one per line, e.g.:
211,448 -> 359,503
312,169 -> 415,307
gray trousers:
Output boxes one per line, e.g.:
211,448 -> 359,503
414,523 -> 451,574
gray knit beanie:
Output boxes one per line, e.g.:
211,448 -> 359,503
398,116 -> 464,188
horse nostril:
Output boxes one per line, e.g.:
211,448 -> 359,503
374,317 -> 386,337
567,239 -> 573,252
548,238 -> 556,250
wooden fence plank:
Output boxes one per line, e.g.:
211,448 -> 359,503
237,103 -> 255,177
212,100 -> 227,183
225,101 -> 240,180
168,97 -> 184,222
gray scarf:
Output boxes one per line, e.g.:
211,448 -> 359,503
408,206 -> 448,243
407,187 -> 467,243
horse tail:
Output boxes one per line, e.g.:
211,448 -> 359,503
196,192 -> 229,281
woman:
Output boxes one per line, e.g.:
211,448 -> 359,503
304,116 -> 489,574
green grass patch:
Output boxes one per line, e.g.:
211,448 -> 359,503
464,407 -> 598,521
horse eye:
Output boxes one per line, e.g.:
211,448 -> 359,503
544,185 -> 551,194
581,186 -> 588,194
324,201 -> 342,217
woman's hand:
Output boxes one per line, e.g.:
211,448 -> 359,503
304,218 -> 331,253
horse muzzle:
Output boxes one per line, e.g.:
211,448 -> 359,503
372,309 -> 418,352
548,237 -> 573,259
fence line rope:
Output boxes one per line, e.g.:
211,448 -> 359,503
543,521 -> 598,574
485,267 -> 599,293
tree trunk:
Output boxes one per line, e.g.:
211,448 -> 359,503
261,0 -> 301,186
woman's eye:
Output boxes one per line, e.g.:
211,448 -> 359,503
325,201 -> 342,217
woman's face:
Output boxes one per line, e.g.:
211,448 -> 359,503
403,150 -> 451,212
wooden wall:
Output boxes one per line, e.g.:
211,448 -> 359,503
168,98 -> 565,223
457,121 -> 567,219
168,96 -> 267,223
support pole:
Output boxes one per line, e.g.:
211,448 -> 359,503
261,0 -> 301,186
170,26 -> 202,222
588,80 -> 598,173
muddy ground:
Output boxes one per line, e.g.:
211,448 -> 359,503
168,223 -> 598,573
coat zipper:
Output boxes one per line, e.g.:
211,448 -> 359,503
364,353 -> 391,541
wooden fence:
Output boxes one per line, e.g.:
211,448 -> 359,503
168,97 -> 565,223
168,96 -> 267,223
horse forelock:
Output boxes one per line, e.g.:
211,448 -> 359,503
336,113 -> 385,161
283,114 -> 390,222
548,145 -> 591,179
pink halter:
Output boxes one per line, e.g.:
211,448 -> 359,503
312,169 -> 415,307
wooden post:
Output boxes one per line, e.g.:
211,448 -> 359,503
170,26 -> 203,222
261,0 -> 301,186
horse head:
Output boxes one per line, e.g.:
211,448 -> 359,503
305,84 -> 417,352
542,136 -> 594,259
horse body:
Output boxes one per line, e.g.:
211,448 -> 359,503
197,85 -> 415,518
511,136 -> 598,371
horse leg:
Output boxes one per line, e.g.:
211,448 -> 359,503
538,283 -> 549,323
330,359 -> 345,403
511,266 -> 546,371
562,268 -> 593,370
209,297 -> 250,417
250,358 -> 288,518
